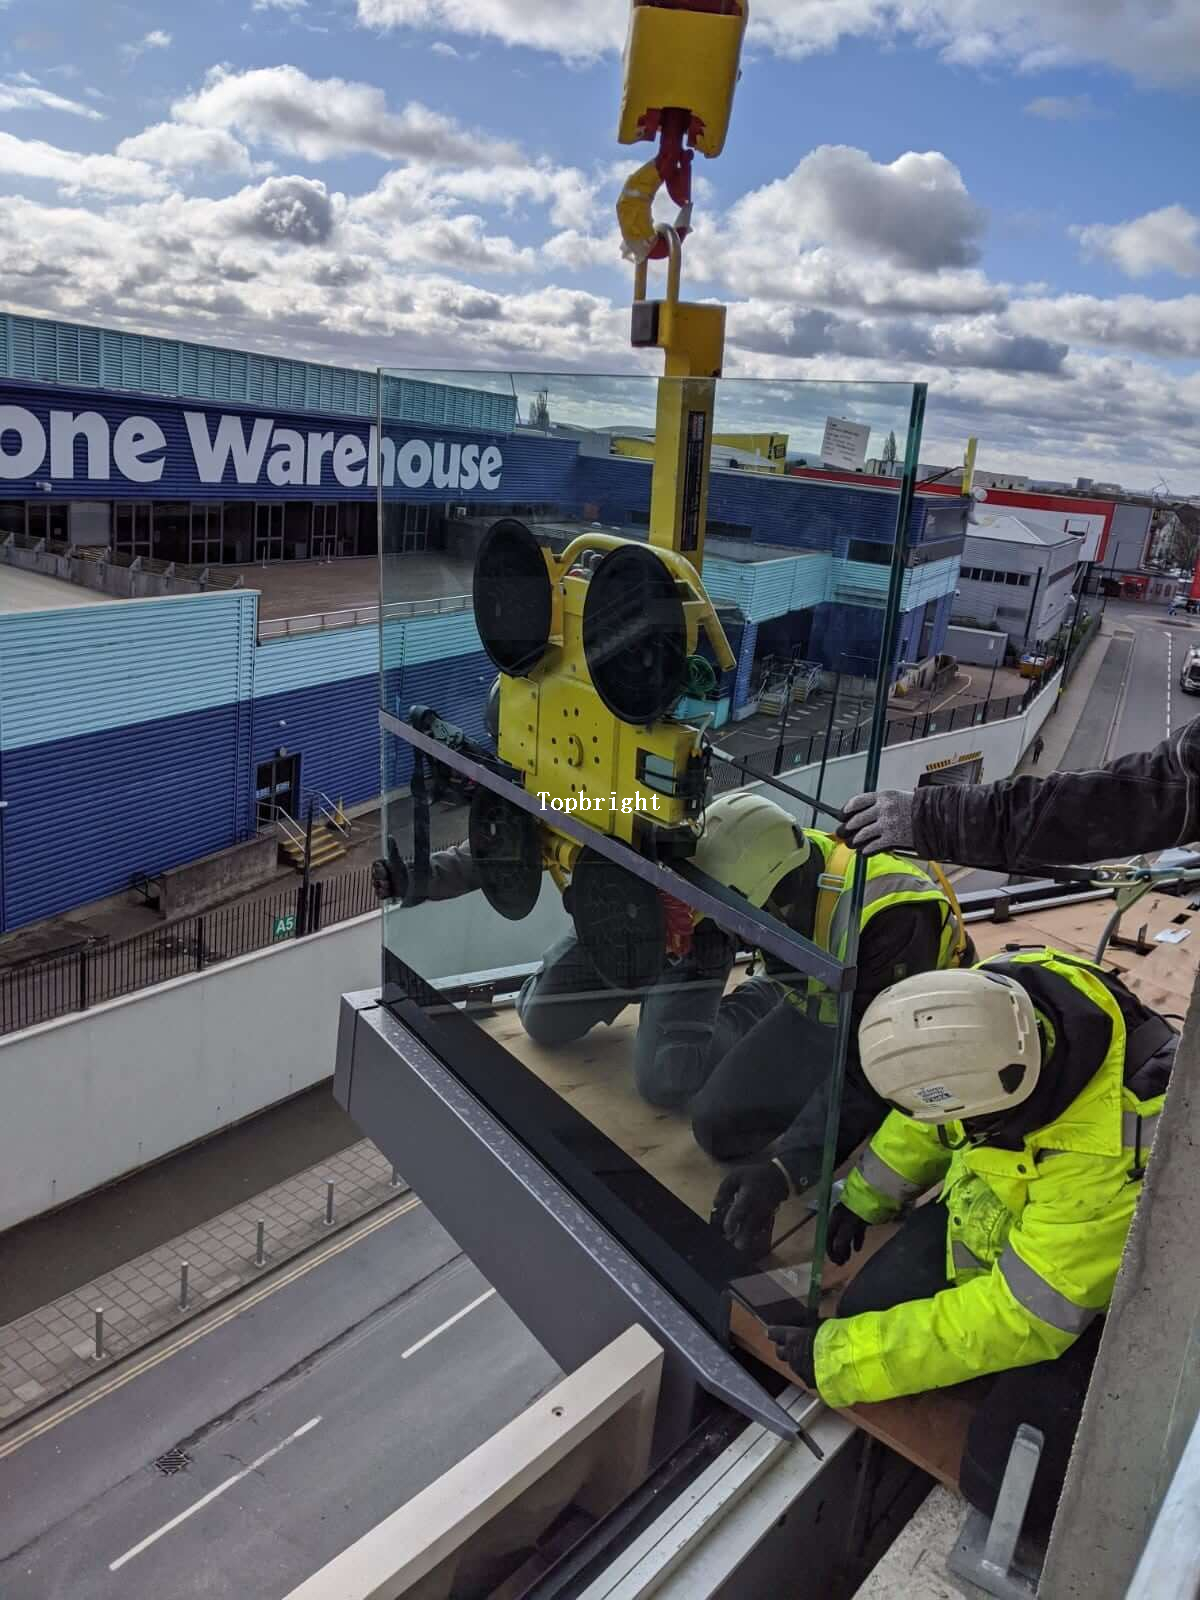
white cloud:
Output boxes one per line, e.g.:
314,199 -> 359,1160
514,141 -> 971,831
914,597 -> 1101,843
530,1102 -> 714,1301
117,123 -> 265,176
123,29 -> 173,62
0,129 -> 166,198
354,0 -> 1200,84
0,72 -> 104,120
174,65 -> 520,166
430,40 -> 459,57
1009,291 -> 1200,358
720,147 -> 987,272
1074,205 -> 1200,280
254,0 -> 308,9
1024,94 -> 1096,119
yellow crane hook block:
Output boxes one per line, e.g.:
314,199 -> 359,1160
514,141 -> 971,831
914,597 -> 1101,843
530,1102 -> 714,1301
618,0 -> 750,160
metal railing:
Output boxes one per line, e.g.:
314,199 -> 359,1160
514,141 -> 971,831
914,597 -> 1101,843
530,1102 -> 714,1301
0,866 -> 379,1037
712,678 -> 1051,794
258,594 -> 472,640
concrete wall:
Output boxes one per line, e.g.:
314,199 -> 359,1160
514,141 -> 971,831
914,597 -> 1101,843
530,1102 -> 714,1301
0,880 -> 572,1231
765,672 -> 1060,820
157,832 -> 279,919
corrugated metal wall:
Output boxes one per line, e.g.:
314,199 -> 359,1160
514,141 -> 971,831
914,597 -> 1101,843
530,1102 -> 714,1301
0,590 -> 259,930
0,594 -> 257,751
572,455 -> 947,553
0,313 -> 516,432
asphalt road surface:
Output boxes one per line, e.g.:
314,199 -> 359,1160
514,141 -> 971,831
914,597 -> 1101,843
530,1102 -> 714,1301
1108,603 -> 1200,760
0,1198 -> 558,1599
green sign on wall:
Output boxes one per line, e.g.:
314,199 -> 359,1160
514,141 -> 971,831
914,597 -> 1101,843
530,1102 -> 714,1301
273,913 -> 297,941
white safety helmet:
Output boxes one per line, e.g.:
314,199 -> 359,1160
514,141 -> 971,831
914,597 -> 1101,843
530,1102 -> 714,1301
858,968 -> 1042,1122
693,791 -> 810,908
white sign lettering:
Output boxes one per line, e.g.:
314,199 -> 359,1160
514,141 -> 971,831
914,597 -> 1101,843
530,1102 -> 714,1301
0,404 -> 505,493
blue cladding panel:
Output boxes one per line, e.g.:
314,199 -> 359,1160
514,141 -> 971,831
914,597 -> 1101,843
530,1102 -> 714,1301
733,622 -> 759,711
0,594 -> 258,751
2,702 -> 251,931
255,627 -> 378,700
572,456 -> 942,552
254,675 -> 381,813
0,313 -> 516,431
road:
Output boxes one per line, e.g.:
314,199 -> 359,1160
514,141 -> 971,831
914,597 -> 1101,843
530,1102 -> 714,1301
1108,602 -> 1200,759
0,1198 -> 558,1599
952,602 -> 1199,896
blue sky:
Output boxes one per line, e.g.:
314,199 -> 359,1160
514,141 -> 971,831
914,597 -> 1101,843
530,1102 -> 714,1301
0,0 -> 1197,487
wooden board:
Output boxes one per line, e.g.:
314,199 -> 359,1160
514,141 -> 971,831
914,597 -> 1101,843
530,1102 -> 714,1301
477,986 -> 824,1258
729,1299 -> 983,1491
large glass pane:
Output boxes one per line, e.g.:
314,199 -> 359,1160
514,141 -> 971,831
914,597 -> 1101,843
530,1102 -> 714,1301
375,369 -> 925,1334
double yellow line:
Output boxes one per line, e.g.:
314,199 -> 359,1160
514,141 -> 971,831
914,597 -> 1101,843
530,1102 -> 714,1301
0,1195 -> 422,1461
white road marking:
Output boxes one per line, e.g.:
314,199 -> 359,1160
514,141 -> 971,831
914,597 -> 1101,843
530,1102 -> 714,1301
1166,631 -> 1174,738
108,1417 -> 322,1572
401,1289 -> 496,1359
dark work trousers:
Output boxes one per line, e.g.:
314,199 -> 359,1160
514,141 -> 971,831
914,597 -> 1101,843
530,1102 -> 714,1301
839,1201 -> 1101,1538
519,939 -> 883,1192
514,932 -> 631,1048
679,978 -> 885,1186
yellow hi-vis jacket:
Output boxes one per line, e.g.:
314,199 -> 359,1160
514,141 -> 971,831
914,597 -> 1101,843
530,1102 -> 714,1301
813,949 -> 1166,1409
768,833 -> 966,1024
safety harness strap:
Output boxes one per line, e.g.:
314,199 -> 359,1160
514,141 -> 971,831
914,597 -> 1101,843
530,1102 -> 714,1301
813,838 -> 853,952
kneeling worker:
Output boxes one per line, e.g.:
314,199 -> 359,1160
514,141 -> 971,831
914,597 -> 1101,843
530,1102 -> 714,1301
680,792 -> 971,1252
770,950 -> 1176,1533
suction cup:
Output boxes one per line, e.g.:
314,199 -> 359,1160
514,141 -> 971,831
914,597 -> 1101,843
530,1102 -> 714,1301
582,545 -> 688,725
469,787 -> 543,921
571,847 -> 667,990
473,518 -> 553,678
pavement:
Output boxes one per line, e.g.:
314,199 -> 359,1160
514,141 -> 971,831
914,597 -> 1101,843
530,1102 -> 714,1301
0,1198 -> 557,1599
0,1138 -> 400,1425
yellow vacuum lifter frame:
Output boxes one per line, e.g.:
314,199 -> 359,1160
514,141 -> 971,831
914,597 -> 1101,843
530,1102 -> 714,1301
494,531 -> 734,870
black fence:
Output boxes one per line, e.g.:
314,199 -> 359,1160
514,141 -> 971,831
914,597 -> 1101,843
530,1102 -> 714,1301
0,866 -> 378,1038
712,677 -> 1051,794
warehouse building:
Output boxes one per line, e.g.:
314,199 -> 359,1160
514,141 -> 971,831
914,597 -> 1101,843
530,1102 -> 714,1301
0,314 -> 969,933
952,513 -> 1085,648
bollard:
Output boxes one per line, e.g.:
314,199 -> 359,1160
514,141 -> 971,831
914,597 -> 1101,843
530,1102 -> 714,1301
255,1219 -> 266,1267
325,1180 -> 335,1227
179,1261 -> 190,1310
93,1307 -> 104,1360
391,1166 -> 402,1189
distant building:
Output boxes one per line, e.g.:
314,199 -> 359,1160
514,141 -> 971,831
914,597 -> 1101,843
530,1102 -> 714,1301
954,513 -> 1085,649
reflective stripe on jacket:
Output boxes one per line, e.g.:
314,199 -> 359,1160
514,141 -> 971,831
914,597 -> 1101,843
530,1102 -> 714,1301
816,948 -> 1166,1409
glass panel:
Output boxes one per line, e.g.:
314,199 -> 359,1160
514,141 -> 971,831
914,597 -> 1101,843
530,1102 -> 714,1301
376,369 -> 926,1331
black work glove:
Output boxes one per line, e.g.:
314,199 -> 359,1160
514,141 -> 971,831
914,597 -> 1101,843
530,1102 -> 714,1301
711,1162 -> 789,1256
768,1310 -> 823,1391
371,837 -> 408,904
826,1203 -> 868,1268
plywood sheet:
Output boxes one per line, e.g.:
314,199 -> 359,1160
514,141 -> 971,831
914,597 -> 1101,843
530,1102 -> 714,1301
729,1299 -> 981,1491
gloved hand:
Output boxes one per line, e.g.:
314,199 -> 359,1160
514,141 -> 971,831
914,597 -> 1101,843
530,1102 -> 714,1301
826,1203 -> 868,1267
839,790 -> 915,856
767,1309 -> 824,1390
371,838 -> 408,904
711,1162 -> 789,1256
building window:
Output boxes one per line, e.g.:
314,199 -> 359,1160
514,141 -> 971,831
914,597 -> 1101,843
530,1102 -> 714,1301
848,539 -> 891,565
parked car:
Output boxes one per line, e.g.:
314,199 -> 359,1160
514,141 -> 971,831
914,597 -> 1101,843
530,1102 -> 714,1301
1180,646 -> 1200,695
